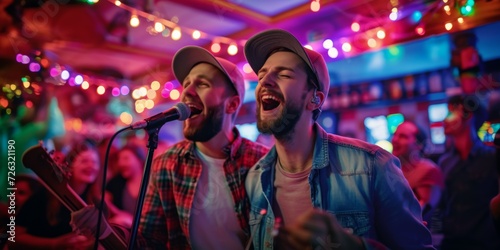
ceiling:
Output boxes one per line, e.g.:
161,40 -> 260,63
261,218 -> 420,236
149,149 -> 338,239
1,0 -> 500,87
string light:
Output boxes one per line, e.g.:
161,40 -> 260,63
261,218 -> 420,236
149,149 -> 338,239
106,0 -> 242,54
342,42 -> 352,52
228,43 -> 238,56
445,22 -> 453,31
376,30 -> 386,39
192,30 -> 201,40
310,0 -> 320,12
351,22 -> 360,32
154,21 -> 165,32
130,14 -> 140,27
367,38 -> 377,48
323,39 -> 333,49
171,27 -> 182,40
328,47 -> 339,58
211,42 -> 221,53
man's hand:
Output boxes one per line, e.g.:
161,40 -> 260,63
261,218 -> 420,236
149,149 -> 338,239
276,209 -> 365,250
70,205 -> 113,240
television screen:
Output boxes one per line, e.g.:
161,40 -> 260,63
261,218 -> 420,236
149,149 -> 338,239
364,113 -> 403,152
428,103 -> 448,123
428,103 -> 448,145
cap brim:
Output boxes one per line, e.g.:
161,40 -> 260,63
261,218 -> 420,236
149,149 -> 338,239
244,29 -> 315,83
172,46 -> 226,85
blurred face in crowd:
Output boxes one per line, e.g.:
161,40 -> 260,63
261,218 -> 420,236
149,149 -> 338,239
71,149 -> 100,185
116,149 -> 143,180
16,180 -> 34,209
181,63 -> 232,142
255,51 -> 311,140
392,122 -> 420,159
444,103 -> 469,136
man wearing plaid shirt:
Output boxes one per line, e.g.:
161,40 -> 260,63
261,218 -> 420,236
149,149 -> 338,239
70,46 -> 268,249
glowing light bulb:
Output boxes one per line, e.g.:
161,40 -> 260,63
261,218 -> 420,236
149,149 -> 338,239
170,89 -> 180,100
445,22 -> 453,30
327,47 -> 338,58
415,26 -> 425,35
367,38 -> 377,48
130,14 -> 140,27
97,86 -> 105,95
351,22 -> 360,32
154,21 -> 164,32
342,42 -> 352,52
211,43 -> 221,53
121,86 -> 130,95
61,70 -> 70,80
192,30 -> 201,40
151,80 -> 160,90
310,0 -> 320,12
171,27 -> 181,40
228,43 -> 238,55
377,30 -> 386,39
82,81 -> 89,89
323,39 -> 333,49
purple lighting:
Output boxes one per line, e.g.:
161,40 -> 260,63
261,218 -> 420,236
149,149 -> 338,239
61,70 -> 70,80
22,55 -> 30,64
29,62 -> 41,72
112,87 -> 120,96
120,86 -> 130,95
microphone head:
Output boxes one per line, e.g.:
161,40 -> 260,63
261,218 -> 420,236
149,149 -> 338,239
174,102 -> 191,121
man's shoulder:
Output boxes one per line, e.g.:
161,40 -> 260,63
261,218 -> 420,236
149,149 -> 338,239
239,137 -> 269,155
326,133 -> 382,155
156,140 -> 192,159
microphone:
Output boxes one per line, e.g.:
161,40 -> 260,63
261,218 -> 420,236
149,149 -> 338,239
130,102 -> 191,130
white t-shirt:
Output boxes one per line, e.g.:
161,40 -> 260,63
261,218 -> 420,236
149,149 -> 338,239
189,147 -> 244,250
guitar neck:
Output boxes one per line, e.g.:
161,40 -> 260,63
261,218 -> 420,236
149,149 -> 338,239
38,172 -> 127,250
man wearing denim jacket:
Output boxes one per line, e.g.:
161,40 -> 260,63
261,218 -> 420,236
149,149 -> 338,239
244,29 -> 434,250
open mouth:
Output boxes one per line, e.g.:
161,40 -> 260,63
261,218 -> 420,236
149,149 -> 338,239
187,103 -> 203,117
261,95 -> 281,111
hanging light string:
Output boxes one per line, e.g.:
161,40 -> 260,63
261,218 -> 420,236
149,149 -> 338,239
107,0 -> 245,46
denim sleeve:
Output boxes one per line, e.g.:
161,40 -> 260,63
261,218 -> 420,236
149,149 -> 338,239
371,149 -> 435,250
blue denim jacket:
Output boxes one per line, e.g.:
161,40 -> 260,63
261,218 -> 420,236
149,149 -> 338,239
245,124 -> 434,250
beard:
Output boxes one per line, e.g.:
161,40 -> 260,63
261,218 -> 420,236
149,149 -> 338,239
256,94 -> 306,142
183,103 -> 224,142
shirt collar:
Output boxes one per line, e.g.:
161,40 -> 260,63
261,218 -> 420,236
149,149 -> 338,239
255,123 -> 329,171
182,127 -> 243,160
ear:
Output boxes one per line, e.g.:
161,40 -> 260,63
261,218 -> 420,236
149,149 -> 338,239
306,91 -> 325,111
225,95 -> 240,115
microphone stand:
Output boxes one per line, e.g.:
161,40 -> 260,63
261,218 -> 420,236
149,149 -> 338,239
127,127 -> 160,250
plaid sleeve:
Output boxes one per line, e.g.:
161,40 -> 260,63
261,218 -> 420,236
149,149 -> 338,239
136,155 -> 170,248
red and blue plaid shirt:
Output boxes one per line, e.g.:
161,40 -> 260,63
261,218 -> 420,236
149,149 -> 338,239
136,128 -> 268,249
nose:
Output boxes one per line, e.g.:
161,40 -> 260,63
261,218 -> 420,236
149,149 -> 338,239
258,72 -> 276,88
181,81 -> 196,99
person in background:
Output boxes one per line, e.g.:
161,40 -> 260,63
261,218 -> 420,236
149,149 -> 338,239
11,140 -> 102,250
105,143 -> 146,228
244,29 -> 433,249
392,120 -> 443,227
437,94 -> 500,250
70,45 -> 269,249
0,174 -> 42,249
